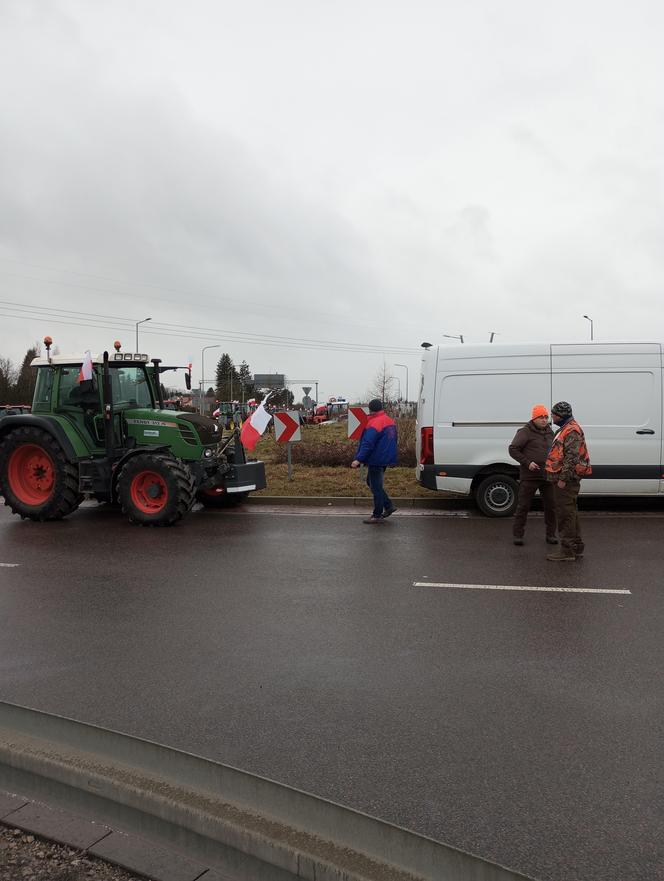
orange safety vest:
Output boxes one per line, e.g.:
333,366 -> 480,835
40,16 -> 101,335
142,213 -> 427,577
545,419 -> 592,479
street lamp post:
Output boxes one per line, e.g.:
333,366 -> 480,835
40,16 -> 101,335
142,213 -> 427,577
394,363 -> 409,403
200,344 -> 222,415
583,315 -> 594,341
135,317 -> 151,350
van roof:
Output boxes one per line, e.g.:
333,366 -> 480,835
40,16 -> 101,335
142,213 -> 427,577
431,341 -> 662,357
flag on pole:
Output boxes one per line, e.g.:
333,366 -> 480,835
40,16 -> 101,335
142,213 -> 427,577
240,400 -> 272,450
78,350 -> 94,384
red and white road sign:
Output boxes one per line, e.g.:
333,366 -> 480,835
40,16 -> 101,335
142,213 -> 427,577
274,411 -> 301,443
348,406 -> 370,440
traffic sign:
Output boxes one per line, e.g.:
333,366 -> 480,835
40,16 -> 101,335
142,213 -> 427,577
348,406 -> 370,440
274,411 -> 301,444
302,395 -> 313,408
302,386 -> 312,395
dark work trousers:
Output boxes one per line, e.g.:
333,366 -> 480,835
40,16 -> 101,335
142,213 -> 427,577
366,466 -> 393,518
513,478 -> 557,539
552,481 -> 583,554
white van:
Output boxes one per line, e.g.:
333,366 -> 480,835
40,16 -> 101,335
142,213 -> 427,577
416,342 -> 663,516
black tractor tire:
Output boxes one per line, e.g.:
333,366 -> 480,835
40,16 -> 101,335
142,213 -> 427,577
475,473 -> 519,517
0,427 -> 83,521
118,453 -> 195,526
196,487 -> 249,508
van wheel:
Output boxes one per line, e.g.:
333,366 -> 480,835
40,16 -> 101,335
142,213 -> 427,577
475,474 -> 518,517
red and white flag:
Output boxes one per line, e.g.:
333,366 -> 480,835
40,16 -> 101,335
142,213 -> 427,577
240,400 -> 272,450
78,350 -> 94,383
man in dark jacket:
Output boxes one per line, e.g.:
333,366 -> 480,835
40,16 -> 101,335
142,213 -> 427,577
545,401 -> 592,561
351,399 -> 398,524
508,405 -> 557,546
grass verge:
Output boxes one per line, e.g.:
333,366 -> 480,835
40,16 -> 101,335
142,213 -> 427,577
254,464 -> 436,498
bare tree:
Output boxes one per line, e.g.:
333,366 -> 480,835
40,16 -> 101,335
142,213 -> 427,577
0,357 -> 17,403
368,362 -> 395,402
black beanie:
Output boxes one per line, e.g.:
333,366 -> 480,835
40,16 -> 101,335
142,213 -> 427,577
368,399 -> 383,412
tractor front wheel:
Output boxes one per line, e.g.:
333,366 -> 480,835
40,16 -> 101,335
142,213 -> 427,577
0,428 -> 82,521
118,454 -> 195,526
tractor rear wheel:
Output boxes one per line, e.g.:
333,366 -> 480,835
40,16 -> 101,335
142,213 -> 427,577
118,453 -> 195,526
0,427 -> 82,521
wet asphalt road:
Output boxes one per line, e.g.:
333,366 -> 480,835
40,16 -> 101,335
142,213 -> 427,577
0,500 -> 663,881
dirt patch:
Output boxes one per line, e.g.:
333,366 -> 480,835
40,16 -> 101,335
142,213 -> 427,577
0,825 -> 145,881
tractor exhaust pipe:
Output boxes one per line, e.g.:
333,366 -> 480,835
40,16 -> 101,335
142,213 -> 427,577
102,351 -> 114,459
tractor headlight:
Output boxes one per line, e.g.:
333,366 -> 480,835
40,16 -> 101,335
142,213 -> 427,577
203,448 -> 214,459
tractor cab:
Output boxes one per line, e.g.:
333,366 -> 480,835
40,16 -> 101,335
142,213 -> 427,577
31,352 -> 159,450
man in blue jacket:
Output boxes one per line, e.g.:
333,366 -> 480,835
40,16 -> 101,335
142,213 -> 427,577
351,399 -> 399,523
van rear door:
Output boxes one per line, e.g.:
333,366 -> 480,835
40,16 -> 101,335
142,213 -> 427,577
551,344 -> 662,494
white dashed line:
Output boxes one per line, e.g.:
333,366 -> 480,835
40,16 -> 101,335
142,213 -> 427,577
413,582 -> 631,595
0,563 -> 19,568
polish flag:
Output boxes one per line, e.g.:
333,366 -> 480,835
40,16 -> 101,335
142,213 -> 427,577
78,350 -> 94,383
240,400 -> 272,450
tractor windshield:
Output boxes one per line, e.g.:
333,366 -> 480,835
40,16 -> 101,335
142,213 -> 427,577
110,366 -> 154,409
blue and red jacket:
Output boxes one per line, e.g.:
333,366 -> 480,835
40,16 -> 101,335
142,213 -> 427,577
355,411 -> 398,466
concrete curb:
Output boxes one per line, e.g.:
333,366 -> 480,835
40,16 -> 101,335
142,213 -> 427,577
248,495 -> 469,509
0,701 -> 534,881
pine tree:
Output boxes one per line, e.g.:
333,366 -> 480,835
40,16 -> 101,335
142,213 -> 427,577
237,360 -> 254,401
215,353 -> 239,401
13,345 -> 40,404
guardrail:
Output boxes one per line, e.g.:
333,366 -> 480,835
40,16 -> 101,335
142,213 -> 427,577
0,701 -> 534,881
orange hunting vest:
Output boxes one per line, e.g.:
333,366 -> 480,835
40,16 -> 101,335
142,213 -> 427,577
545,419 -> 592,479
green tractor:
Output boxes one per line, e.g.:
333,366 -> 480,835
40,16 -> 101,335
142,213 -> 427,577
0,339 -> 266,526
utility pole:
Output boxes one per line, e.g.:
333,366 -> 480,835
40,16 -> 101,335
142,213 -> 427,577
135,317 -> 151,350
394,363 -> 409,402
200,344 -> 221,415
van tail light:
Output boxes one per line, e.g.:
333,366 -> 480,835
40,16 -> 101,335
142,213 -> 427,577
420,426 -> 434,465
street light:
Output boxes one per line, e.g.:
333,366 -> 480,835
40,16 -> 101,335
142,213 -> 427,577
443,334 -> 464,344
394,363 -> 409,403
135,317 -> 151,350
583,315 -> 594,341
200,344 -> 222,414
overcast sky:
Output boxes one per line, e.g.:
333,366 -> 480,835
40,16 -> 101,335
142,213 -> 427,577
1,0 -> 663,401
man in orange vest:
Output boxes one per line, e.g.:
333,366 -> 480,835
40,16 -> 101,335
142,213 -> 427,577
545,401 -> 592,561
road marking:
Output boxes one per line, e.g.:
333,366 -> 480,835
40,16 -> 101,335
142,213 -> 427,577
413,582 -> 631,595
0,563 -> 19,568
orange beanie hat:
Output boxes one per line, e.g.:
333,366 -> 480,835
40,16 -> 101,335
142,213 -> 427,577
531,404 -> 549,419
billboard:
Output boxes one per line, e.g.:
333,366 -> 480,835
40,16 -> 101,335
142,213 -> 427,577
253,373 -> 285,388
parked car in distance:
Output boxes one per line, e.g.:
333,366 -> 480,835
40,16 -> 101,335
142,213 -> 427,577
0,405 -> 31,419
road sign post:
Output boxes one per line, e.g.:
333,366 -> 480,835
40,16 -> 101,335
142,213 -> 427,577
274,411 -> 302,482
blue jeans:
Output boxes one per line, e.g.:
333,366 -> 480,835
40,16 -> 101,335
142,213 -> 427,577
367,466 -> 393,518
